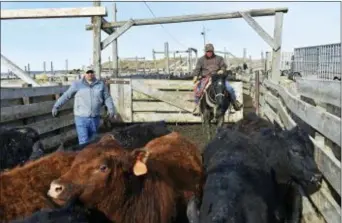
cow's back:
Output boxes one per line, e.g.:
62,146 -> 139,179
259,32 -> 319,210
0,151 -> 76,222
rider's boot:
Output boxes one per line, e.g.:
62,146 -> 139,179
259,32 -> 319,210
192,104 -> 201,116
232,100 -> 243,111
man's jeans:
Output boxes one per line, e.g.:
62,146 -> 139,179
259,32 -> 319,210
224,80 -> 237,101
75,116 -> 101,145
195,80 -> 237,104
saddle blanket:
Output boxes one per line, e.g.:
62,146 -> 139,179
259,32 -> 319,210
194,76 -> 211,98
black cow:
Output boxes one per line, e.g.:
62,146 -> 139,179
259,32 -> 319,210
10,198 -> 111,223
58,121 -> 171,152
0,127 -> 44,171
248,123 -> 321,223
249,122 -> 322,189
199,129 -> 279,222
198,125 -> 322,223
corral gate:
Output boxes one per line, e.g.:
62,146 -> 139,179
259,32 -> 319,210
109,79 -> 243,123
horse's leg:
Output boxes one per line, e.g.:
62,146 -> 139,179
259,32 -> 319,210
217,114 -> 225,129
203,109 -> 211,142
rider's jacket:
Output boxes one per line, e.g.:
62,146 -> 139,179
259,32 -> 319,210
192,54 -> 227,78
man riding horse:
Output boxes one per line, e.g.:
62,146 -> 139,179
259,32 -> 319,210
192,43 -> 243,115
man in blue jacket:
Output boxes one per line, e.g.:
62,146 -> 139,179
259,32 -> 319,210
52,70 -> 116,145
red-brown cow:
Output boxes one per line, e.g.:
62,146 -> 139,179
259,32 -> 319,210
0,150 -> 76,222
48,132 -> 203,223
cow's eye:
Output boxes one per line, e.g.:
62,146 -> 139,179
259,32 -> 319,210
99,165 -> 108,172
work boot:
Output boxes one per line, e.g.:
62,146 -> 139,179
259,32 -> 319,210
232,100 -> 243,111
192,105 -> 201,116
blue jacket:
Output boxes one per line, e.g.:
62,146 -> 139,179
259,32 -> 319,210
53,78 -> 115,118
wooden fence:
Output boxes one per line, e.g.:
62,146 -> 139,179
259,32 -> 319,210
0,78 -> 243,150
242,72 -> 341,223
109,78 -> 243,123
0,84 -> 79,151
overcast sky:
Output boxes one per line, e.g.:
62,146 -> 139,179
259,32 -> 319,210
1,1 -> 340,72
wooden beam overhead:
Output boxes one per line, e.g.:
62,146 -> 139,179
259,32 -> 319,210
239,11 -> 278,50
101,18 -> 115,35
1,7 -> 107,20
85,7 -> 288,30
101,19 -> 134,50
1,54 -> 40,86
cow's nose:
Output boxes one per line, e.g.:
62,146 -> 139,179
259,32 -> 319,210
47,181 -> 65,198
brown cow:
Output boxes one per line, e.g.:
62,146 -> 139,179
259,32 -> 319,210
0,150 -> 76,222
48,132 -> 203,223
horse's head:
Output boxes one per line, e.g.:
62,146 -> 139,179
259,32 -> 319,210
210,72 -> 229,112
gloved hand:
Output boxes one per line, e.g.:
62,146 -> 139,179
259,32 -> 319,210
217,70 -> 224,75
52,107 -> 58,117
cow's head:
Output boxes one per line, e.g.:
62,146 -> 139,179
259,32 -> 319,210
272,123 -> 322,189
47,134 -> 151,207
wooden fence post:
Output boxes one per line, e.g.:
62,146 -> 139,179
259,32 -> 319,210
255,71 -> 260,115
22,83 -> 32,125
93,0 -> 102,79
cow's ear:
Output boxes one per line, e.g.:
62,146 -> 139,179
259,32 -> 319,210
133,160 -> 147,176
131,148 -> 150,176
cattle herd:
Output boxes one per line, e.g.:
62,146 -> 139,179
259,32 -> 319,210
0,114 -> 322,223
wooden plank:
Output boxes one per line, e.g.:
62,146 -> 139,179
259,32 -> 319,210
277,97 -> 297,130
132,111 -> 242,123
101,17 -> 115,34
1,100 -> 74,123
1,85 -> 69,100
311,135 -> 341,196
239,11 -> 277,50
41,129 -> 77,150
264,91 -> 297,130
132,79 -> 195,90
308,181 -> 341,223
133,101 -> 185,112
262,103 -> 283,127
109,80 -> 132,122
101,19 -> 134,50
93,1 -> 102,79
297,79 -> 341,108
299,187 -> 325,223
133,90 -> 194,101
25,113 -> 74,135
270,12 -> 284,82
86,7 -> 289,29
264,80 -> 341,147
1,54 -> 40,86
131,80 -> 194,113
1,6 -> 107,20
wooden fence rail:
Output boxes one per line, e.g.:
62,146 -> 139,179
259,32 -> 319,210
0,78 -> 243,150
0,84 -> 77,150
242,72 -> 341,223
109,78 -> 244,123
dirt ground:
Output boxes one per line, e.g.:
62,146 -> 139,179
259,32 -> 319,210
166,94 -> 257,150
